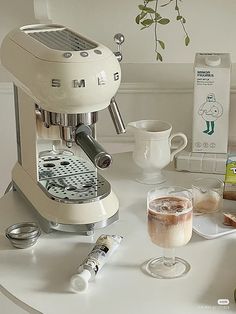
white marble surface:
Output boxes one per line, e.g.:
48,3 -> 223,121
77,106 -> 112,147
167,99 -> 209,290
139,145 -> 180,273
0,152 -> 236,314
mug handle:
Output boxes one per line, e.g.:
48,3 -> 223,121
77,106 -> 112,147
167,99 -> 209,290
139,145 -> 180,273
169,133 -> 188,161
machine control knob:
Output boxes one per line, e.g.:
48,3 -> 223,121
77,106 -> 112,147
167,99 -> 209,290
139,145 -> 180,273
114,33 -> 125,45
63,52 -> 72,58
113,33 -> 125,62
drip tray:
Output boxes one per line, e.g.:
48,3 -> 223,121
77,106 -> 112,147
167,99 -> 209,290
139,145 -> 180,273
38,155 -> 110,203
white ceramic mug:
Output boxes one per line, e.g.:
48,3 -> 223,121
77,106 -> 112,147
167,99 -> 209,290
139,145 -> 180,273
128,120 -> 188,184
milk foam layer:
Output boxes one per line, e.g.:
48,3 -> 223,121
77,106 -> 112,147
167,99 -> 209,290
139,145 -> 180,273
148,196 -> 192,248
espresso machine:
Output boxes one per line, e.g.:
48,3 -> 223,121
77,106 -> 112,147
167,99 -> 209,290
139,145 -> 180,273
1,24 -> 125,235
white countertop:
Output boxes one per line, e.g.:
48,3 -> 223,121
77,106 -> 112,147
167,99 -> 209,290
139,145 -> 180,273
0,152 -> 236,314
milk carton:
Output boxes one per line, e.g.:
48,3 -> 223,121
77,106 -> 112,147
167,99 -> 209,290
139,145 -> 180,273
192,53 -> 231,153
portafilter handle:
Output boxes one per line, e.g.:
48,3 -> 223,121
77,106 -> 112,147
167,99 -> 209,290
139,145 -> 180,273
75,124 -> 112,170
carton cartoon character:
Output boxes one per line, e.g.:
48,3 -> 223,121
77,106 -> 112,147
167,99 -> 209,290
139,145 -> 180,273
198,93 -> 223,135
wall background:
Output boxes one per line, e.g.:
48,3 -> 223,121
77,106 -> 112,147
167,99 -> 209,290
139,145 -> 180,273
47,0 -> 236,64
0,0 -> 236,195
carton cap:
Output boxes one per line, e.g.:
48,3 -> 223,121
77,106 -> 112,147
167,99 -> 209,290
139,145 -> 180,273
205,55 -> 221,67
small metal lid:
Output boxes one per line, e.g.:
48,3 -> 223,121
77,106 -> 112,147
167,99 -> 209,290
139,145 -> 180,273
5,222 -> 41,248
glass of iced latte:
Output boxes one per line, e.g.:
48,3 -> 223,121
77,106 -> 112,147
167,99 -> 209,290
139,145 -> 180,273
146,186 -> 193,279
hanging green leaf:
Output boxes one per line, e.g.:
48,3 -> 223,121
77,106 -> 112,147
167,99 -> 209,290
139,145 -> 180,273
156,52 -> 163,62
135,15 -> 140,24
161,3 -> 170,7
141,19 -> 154,26
158,18 -> 170,25
138,4 -> 146,10
140,11 -> 147,19
136,11 -> 147,24
185,35 -> 190,46
142,7 -> 155,13
158,40 -> 165,50
160,0 -> 174,7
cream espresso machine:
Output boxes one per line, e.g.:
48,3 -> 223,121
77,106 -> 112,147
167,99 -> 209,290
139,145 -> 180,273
1,24 -> 125,235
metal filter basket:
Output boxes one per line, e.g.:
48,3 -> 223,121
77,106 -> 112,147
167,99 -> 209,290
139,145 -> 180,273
5,222 -> 41,249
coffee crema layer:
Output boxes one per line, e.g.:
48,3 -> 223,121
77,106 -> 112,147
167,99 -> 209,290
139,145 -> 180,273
148,196 -> 192,248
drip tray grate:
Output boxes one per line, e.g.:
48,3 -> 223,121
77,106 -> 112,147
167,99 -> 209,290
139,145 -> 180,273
38,155 -> 110,203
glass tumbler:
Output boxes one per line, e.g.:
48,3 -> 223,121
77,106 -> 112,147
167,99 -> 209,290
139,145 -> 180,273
192,178 -> 223,214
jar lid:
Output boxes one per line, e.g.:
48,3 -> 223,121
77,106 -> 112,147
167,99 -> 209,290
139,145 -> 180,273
5,222 -> 41,248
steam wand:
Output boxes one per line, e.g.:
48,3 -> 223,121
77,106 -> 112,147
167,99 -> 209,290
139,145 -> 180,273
109,33 -> 126,135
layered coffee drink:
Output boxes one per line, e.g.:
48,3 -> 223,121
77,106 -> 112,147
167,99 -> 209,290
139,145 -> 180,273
148,196 -> 192,248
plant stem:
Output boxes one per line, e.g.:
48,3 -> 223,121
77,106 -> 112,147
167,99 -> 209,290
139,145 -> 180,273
175,0 -> 188,38
154,0 -> 159,54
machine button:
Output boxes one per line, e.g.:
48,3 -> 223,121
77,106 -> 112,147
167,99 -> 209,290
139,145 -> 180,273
94,49 -> 102,55
63,52 -> 73,58
80,51 -> 89,57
